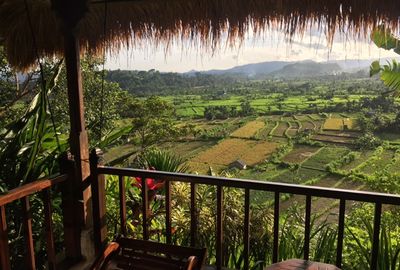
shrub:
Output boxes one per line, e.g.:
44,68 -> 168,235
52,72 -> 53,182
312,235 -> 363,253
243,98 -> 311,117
355,132 -> 382,150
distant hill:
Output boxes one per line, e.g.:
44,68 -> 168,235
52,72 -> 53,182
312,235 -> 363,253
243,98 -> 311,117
267,61 -> 341,78
186,58 -> 399,78
191,61 -> 289,77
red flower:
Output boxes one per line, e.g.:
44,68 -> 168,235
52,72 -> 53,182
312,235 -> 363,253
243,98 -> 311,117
134,177 -> 164,191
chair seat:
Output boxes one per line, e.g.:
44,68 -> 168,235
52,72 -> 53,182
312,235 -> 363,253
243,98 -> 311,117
265,259 -> 341,270
90,237 -> 207,270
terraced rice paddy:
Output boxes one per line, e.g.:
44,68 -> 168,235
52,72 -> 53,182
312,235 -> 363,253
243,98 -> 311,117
302,147 -> 349,169
388,156 -> 400,174
231,120 -> 265,138
341,150 -> 375,171
256,122 -> 275,139
273,122 -> 289,137
187,161 -> 226,174
314,120 -> 324,130
312,134 -> 354,144
191,138 -> 279,168
323,118 -> 344,130
320,130 -> 360,138
359,149 -> 396,174
323,117 -> 358,131
299,120 -> 315,131
295,115 -> 312,121
272,167 -> 327,184
282,145 -> 320,164
161,141 -> 217,159
286,127 -> 298,137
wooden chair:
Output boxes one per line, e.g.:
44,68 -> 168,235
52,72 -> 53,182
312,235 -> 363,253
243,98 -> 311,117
264,259 -> 341,270
90,237 -> 207,270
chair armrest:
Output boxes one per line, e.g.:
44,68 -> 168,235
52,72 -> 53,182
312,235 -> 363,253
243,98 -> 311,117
90,242 -> 120,270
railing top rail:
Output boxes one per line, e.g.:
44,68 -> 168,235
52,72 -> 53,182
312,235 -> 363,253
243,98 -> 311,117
0,174 -> 68,207
98,166 -> 400,206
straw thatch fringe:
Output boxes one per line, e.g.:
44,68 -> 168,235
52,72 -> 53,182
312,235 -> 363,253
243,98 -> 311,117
0,0 -> 399,70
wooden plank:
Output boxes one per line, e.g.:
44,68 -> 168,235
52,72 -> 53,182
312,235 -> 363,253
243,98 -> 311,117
336,199 -> 346,268
303,195 -> 311,261
42,189 -> 56,270
243,188 -> 250,270
22,196 -> 35,270
216,186 -> 223,270
165,180 -> 172,245
0,206 -> 10,270
190,183 -> 197,247
273,192 -> 280,263
119,175 -> 127,236
0,175 -> 67,207
371,202 -> 382,270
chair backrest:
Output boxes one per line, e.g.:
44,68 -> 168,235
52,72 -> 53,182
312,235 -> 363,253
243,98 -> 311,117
115,238 -> 207,270
91,238 -> 207,270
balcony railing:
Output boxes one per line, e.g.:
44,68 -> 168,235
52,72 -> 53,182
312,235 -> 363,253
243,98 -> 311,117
1,154 -> 400,270
96,166 -> 400,270
0,174 -> 68,270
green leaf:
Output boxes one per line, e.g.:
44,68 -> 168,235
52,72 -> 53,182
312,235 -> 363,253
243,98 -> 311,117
371,25 -> 400,55
97,126 -> 133,149
379,60 -> 400,97
370,60 -> 382,77
370,25 -> 400,97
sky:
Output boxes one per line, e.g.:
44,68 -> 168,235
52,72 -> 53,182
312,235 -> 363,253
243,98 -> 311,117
105,28 -> 400,73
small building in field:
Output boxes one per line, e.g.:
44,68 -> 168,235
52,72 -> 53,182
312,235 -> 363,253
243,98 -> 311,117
229,159 -> 247,170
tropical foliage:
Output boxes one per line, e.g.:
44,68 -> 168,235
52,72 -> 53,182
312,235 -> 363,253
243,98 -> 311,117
370,25 -> 400,97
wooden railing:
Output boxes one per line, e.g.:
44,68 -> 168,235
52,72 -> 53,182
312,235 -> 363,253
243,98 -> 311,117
2,156 -> 400,270
0,174 -> 70,270
95,166 -> 400,270
0,155 -> 86,270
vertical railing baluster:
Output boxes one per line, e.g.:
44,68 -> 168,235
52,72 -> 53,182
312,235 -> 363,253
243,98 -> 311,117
371,202 -> 382,270
303,195 -> 311,261
336,199 -> 346,268
0,205 -> 10,270
22,196 -> 35,270
42,189 -> 56,270
244,188 -> 250,270
216,186 -> 223,270
190,183 -> 197,247
273,192 -> 280,263
142,177 -> 149,240
165,180 -> 172,245
118,175 -> 127,236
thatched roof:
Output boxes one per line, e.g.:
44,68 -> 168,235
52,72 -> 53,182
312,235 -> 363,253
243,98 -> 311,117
1,0 -> 399,70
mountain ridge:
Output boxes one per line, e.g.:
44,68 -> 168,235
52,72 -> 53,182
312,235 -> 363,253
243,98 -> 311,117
185,58 -> 398,78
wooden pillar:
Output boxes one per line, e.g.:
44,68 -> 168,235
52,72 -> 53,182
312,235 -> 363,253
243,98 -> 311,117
64,29 -> 92,227
52,0 -> 92,227
60,153 -> 82,262
52,0 -> 94,265
90,149 -> 107,254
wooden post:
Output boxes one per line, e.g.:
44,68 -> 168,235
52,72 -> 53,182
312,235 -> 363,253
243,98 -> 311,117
60,153 -> 82,262
90,149 -> 107,254
0,206 -> 10,270
51,0 -> 92,227
64,30 -> 92,227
